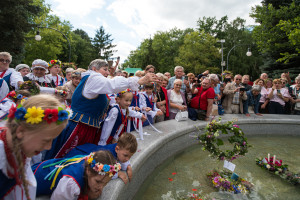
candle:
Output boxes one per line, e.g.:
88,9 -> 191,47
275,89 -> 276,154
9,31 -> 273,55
268,153 -> 270,162
273,155 -> 276,164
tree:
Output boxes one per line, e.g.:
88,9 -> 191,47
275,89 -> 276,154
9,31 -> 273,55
0,0 -> 41,66
174,31 -> 219,74
250,0 -> 300,78
92,26 -> 116,60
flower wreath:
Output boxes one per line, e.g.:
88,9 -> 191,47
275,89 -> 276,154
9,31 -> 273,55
197,117 -> 251,161
87,152 -> 121,177
8,103 -> 69,125
116,88 -> 132,97
48,59 -> 62,68
19,81 -> 40,95
256,156 -> 300,185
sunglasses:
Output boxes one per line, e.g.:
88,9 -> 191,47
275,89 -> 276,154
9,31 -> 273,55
235,79 -> 241,80
0,59 -> 11,63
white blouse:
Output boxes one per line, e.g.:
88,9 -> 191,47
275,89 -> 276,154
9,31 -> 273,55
0,140 -> 37,200
46,74 -> 65,86
82,70 -> 140,99
169,90 -> 183,113
98,104 -> 143,145
0,68 -> 23,89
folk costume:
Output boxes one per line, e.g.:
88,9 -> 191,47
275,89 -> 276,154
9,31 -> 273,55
46,74 -> 65,87
0,68 -> 23,91
140,92 -> 161,126
44,70 -> 140,160
98,104 -> 143,145
0,128 -> 37,200
23,74 -> 55,88
0,78 -> 9,101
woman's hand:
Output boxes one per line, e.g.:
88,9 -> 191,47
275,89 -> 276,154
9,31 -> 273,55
138,73 -> 157,85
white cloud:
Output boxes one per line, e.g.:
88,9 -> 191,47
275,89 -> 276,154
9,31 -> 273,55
108,0 -> 261,40
113,41 -> 137,63
52,0 -> 106,17
81,23 -> 98,30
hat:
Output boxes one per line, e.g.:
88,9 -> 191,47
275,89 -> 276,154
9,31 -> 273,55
48,60 -> 61,68
15,64 -> 30,72
31,59 -> 49,73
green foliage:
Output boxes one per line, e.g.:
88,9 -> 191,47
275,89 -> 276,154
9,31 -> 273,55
92,26 -> 117,60
250,0 -> 300,78
174,31 -> 219,74
0,0 -> 41,66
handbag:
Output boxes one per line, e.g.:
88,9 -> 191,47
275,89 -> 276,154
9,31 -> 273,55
211,104 -> 218,116
175,111 -> 188,121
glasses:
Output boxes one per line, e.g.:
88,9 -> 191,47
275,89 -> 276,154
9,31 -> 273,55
175,84 -> 182,86
235,79 -> 241,80
0,59 -> 11,63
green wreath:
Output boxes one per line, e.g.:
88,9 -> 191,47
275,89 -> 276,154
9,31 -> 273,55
197,117 -> 251,161
19,81 -> 40,95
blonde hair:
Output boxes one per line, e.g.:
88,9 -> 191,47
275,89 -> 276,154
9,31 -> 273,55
135,70 -> 143,77
6,94 -> 67,199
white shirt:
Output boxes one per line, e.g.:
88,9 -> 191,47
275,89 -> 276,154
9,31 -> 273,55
81,70 -> 139,99
24,73 -> 55,94
0,68 -> 23,90
50,176 -> 80,200
0,140 -> 37,200
98,104 -> 143,145
0,79 -> 9,100
0,98 -> 15,126
139,92 -> 161,118
169,90 -> 183,113
46,74 -> 65,86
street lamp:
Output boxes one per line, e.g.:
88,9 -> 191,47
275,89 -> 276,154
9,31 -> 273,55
218,39 -> 226,81
226,44 -> 252,71
35,27 -> 71,63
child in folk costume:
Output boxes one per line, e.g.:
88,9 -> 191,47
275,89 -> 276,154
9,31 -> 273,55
46,60 -> 65,87
44,59 -> 157,160
98,89 -> 146,145
140,83 -> 163,126
0,94 -> 69,200
65,133 -> 138,184
32,150 -> 120,200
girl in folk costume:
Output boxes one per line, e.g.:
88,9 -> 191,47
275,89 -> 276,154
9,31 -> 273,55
0,52 -> 23,91
44,59 -> 157,160
46,60 -> 65,87
0,94 -> 69,200
23,59 -> 55,88
32,151 -> 120,200
140,83 -> 163,126
98,89 -> 146,145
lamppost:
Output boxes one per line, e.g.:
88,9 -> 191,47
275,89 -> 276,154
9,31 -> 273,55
218,39 -> 226,81
35,26 -> 71,63
226,44 -> 252,71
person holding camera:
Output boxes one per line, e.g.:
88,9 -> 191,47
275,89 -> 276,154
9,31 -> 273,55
222,74 -> 247,114
243,85 -> 263,116
267,79 -> 290,114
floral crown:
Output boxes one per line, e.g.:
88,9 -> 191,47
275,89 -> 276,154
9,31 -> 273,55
87,152 -> 121,177
48,60 -> 62,68
116,88 -> 132,97
8,103 -> 69,125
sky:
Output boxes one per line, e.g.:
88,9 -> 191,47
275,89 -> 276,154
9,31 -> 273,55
45,0 -> 262,63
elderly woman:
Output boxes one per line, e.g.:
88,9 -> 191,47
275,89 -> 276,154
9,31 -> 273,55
64,69 -> 86,105
161,75 -> 168,88
154,73 -> 169,122
291,75 -> 300,115
267,79 -> 290,114
15,64 -> 30,77
24,59 -> 55,87
243,85 -> 263,116
167,79 -> 187,120
64,68 -> 74,82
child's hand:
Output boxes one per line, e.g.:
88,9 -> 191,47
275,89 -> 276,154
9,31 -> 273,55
141,115 -> 147,122
118,171 -> 128,184
135,106 -> 141,111
127,166 -> 133,182
145,107 -> 152,112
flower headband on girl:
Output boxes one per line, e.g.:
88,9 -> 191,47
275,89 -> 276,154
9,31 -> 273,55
116,88 -> 132,97
8,103 -> 69,125
48,60 -> 62,68
87,152 -> 121,177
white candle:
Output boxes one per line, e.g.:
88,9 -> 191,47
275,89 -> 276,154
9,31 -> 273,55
268,153 -> 270,162
273,155 -> 276,164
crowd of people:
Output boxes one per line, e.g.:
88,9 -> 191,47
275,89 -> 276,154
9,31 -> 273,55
0,50 -> 300,200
